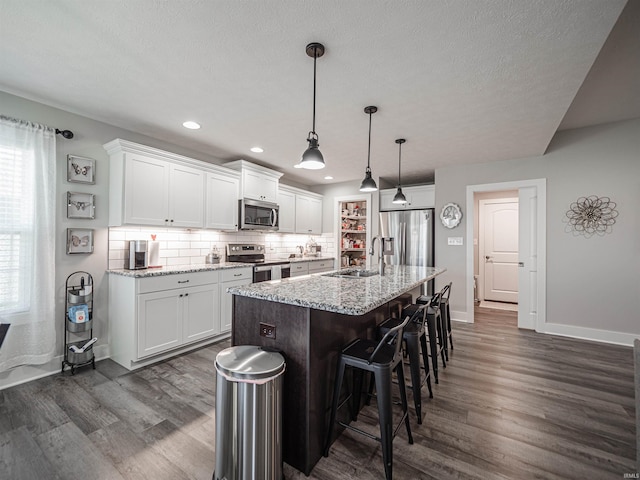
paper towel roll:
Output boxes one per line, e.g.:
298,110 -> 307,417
149,241 -> 160,267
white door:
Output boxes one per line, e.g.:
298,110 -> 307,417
518,187 -> 537,329
480,198 -> 519,303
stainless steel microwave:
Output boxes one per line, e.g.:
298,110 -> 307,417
239,198 -> 279,231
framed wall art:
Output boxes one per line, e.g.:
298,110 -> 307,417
67,155 -> 95,184
67,192 -> 95,219
66,228 -> 94,254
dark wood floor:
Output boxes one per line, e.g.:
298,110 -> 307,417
0,307 -> 636,479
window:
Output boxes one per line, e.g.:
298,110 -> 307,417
0,143 -> 34,314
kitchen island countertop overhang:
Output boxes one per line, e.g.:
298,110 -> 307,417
228,265 -> 446,315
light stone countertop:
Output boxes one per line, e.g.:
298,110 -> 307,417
227,265 -> 446,316
106,262 -> 254,278
106,257 -> 335,278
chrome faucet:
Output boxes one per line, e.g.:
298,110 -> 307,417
369,235 -> 386,275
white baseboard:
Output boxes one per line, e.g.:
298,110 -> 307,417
0,344 -> 110,391
450,310 -> 637,347
450,309 -> 472,323
538,322 -> 638,347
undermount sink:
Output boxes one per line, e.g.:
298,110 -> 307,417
324,269 -> 379,279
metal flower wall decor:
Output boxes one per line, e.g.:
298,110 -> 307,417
565,195 -> 618,237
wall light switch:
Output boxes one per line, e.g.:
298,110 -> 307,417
448,237 -> 463,246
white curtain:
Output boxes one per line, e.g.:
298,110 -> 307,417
0,115 -> 56,371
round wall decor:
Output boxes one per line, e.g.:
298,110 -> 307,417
440,202 -> 462,229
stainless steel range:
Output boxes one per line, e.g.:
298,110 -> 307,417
226,243 -> 291,283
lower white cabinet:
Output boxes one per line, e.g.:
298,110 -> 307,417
220,268 -> 252,333
109,270 -> 227,370
308,259 -> 334,273
290,259 -> 335,277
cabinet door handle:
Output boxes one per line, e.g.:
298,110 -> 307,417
179,294 -> 183,297
184,293 -> 189,297
178,280 -> 190,284
234,273 -> 242,277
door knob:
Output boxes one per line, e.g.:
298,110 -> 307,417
485,255 -> 491,260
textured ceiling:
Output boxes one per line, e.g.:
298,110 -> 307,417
0,0 -> 636,187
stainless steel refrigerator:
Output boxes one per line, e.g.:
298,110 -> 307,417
380,209 -> 435,293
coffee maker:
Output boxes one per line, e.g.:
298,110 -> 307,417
126,240 -> 148,270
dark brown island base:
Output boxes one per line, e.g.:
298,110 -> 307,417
229,265 -> 445,475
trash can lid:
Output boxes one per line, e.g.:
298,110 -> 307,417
216,345 -> 285,381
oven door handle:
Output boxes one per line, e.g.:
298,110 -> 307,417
254,265 -> 273,273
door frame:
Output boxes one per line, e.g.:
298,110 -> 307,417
478,197 -> 519,304
334,193 -> 373,269
465,179 -> 546,330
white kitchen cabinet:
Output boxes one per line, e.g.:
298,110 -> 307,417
290,262 -> 309,277
224,159 -> 283,203
109,270 -> 223,370
308,259 -> 335,273
183,283 -> 220,343
169,163 -> 205,227
277,187 -> 296,233
205,170 -> 240,230
220,267 -> 252,333
379,184 -> 435,211
137,289 -> 183,358
295,193 -> 323,234
105,139 -> 205,228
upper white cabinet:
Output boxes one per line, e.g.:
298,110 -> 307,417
205,170 -> 240,230
224,160 -> 283,203
296,194 -> 323,234
279,184 -> 323,234
276,186 -> 296,233
379,184 -> 435,211
105,139 -> 243,229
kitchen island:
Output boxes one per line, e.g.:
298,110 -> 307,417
228,265 -> 445,475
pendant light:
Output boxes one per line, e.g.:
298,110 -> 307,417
392,138 -> 407,204
295,42 -> 325,170
359,106 -> 378,192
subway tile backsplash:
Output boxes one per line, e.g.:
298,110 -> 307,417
108,226 -> 336,270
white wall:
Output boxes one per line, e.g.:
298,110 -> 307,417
435,118 -> 640,341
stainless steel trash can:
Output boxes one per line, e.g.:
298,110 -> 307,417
214,345 -> 286,480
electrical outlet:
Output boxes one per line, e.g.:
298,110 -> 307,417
259,323 -> 276,339
448,237 -> 463,246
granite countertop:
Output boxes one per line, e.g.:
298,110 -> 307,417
107,257 -> 335,278
107,262 -> 254,278
227,265 -> 446,315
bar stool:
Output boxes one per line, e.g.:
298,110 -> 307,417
418,283 -> 453,358
378,299 -> 436,424
324,315 -> 413,480
415,292 -> 446,383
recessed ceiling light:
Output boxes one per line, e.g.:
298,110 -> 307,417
182,121 -> 201,130
324,176 -> 333,180
250,147 -> 264,153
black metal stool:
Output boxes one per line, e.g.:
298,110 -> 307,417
378,301 -> 435,424
324,315 -> 413,480
416,292 -> 446,383
418,282 -> 453,358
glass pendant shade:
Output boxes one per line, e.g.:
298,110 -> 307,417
392,187 -> 407,204
359,167 -> 377,192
